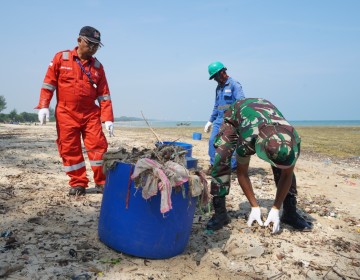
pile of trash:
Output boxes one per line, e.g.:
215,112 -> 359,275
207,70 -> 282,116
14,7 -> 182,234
102,143 -> 209,214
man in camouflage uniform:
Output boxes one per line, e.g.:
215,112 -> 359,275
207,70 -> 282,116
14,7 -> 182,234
207,98 -> 312,233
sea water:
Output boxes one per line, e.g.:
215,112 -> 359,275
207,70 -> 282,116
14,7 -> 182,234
114,120 -> 360,128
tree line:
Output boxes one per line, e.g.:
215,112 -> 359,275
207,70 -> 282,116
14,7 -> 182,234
0,95 -> 54,123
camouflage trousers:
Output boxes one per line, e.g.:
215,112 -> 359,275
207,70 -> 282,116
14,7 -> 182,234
210,122 -> 237,197
210,124 -> 298,197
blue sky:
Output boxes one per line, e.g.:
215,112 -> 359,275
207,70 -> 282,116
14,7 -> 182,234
1,0 -> 359,121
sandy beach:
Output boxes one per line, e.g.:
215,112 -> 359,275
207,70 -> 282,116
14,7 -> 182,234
1,123 -> 359,280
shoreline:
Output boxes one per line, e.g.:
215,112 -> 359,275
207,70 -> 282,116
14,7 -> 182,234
1,123 -> 360,160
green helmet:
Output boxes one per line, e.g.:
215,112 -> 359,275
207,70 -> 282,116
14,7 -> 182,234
208,61 -> 226,80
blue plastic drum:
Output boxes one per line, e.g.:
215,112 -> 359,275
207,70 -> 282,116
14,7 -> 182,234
98,161 -> 198,259
192,132 -> 202,140
156,141 -> 193,157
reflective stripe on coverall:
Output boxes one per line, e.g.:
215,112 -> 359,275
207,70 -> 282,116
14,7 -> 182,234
35,48 -> 114,187
208,77 -> 244,168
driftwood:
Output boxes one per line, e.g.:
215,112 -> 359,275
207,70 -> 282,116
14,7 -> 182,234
141,111 -> 163,144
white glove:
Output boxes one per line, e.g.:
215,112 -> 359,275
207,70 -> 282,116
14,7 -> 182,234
204,121 -> 212,133
247,207 -> 264,227
264,208 -> 280,234
105,121 -> 114,137
38,108 -> 50,125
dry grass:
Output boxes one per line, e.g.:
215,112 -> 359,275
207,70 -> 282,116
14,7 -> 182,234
295,126 -> 360,159
120,126 -> 360,160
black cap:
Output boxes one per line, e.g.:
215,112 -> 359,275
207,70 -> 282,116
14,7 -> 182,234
79,26 -> 103,46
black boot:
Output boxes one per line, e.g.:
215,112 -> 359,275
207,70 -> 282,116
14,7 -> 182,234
206,196 -> 231,231
68,186 -> 86,196
281,195 -> 312,231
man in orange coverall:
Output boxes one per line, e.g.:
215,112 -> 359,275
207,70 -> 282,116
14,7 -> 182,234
35,26 -> 114,196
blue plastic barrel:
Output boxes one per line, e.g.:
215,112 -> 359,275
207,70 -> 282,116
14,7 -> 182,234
155,141 -> 197,169
156,141 -> 192,157
98,162 -> 198,259
186,157 -> 198,169
192,132 -> 202,140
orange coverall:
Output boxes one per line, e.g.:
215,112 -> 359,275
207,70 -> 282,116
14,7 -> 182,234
35,47 -> 114,188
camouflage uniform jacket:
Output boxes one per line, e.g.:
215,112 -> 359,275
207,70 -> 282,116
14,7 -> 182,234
211,98 -> 301,196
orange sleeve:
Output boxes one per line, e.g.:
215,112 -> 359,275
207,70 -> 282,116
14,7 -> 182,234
96,65 -> 114,122
35,52 -> 61,109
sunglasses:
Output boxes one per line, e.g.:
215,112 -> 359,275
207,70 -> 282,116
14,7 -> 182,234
81,36 -> 101,49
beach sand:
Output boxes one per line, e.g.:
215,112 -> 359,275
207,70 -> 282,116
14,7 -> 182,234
1,123 -> 359,280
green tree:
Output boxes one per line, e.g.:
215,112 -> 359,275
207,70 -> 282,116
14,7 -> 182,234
49,107 -> 55,121
20,112 -> 38,122
8,109 -> 17,122
0,113 -> 10,123
0,95 -> 6,113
